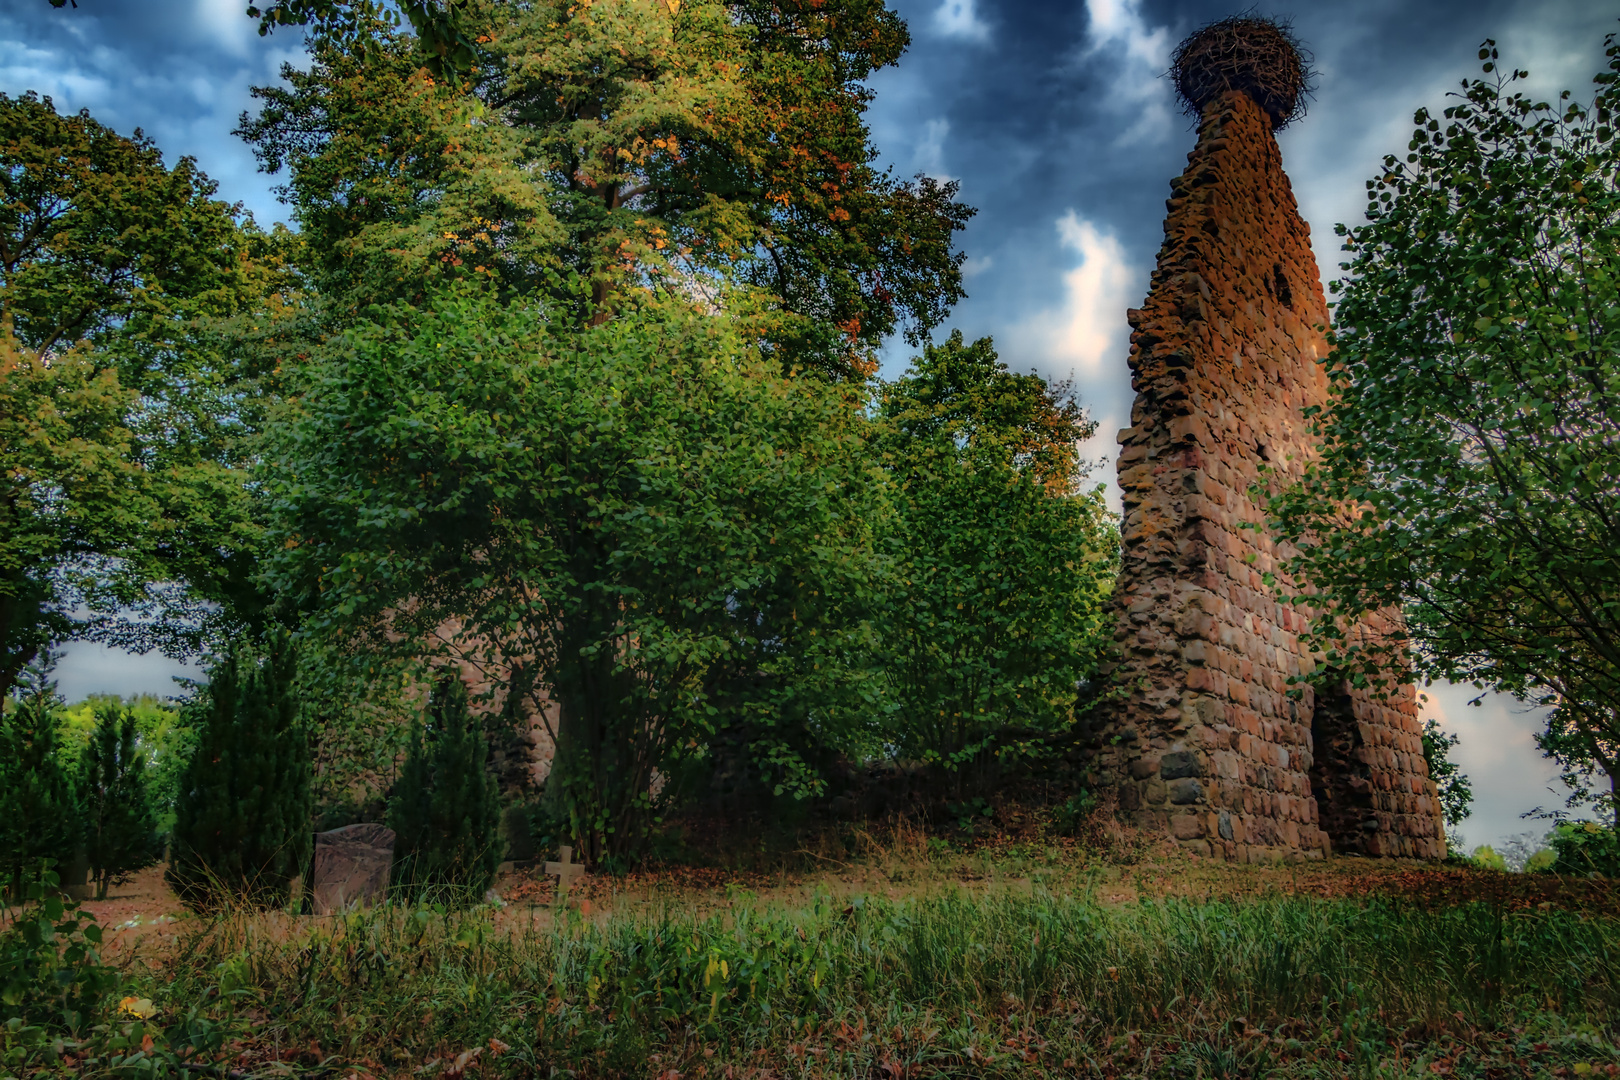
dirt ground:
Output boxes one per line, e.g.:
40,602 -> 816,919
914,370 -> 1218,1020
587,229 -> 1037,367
38,830 -> 1615,959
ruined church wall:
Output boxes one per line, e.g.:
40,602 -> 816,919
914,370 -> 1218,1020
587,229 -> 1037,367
1098,90 -> 1444,862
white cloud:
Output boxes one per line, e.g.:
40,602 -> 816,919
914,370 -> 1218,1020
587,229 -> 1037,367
1020,211 -> 1134,376
912,117 -> 952,181
193,0 -> 260,58
1419,683 -> 1574,850
961,254 -> 993,279
1000,212 -> 1136,504
932,0 -> 989,44
1079,0 -> 1173,144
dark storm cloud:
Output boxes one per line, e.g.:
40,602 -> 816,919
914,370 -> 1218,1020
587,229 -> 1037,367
3,0 -> 1613,843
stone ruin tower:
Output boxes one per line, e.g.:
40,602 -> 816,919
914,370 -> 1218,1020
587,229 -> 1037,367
1096,18 -> 1445,861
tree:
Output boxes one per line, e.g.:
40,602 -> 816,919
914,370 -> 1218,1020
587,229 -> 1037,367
0,331 -> 149,704
0,686 -> 79,896
237,0 -> 973,378
0,93 -> 300,694
388,677 -> 503,900
166,640 -> 313,910
873,332 -> 1118,780
78,704 -> 162,899
1419,717 -> 1474,830
265,288 -> 887,861
1266,36 -> 1620,812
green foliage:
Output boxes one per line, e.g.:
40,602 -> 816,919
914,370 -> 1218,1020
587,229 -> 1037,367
247,1 -> 478,84
1549,820 -> 1620,877
238,0 -> 972,377
0,867 -> 117,1045
151,889 -> 1620,1076
388,678 -> 504,901
0,688 -> 79,897
1525,847 -> 1559,873
166,640 -> 313,910
1266,35 -> 1620,812
266,288 -> 887,861
60,695 -> 194,835
0,330 -> 149,704
78,703 -> 163,899
1420,717 -> 1474,829
0,92 -> 300,695
874,331 -> 1118,775
1469,845 -> 1508,871
0,865 -> 238,1076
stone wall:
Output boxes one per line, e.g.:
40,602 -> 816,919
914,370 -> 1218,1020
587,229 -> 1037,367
1098,89 -> 1444,862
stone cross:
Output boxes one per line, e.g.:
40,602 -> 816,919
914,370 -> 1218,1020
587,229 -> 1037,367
544,845 -> 585,905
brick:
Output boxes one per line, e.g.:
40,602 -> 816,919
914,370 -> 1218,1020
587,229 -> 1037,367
1096,87 -> 1442,864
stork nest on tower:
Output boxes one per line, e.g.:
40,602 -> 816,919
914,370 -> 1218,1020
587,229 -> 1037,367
1170,14 -> 1314,130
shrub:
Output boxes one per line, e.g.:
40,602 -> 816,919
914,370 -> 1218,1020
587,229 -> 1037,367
0,689 -> 79,897
1525,848 -> 1558,873
1469,845 -> 1507,871
166,640 -> 313,910
0,867 -> 118,1043
1548,820 -> 1620,878
78,703 -> 162,899
388,678 -> 503,902
874,332 -> 1118,783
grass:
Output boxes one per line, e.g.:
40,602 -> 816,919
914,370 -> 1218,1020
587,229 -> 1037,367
111,879 -> 1620,1078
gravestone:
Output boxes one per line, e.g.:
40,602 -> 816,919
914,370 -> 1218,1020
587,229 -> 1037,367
1095,17 -> 1445,861
544,844 -> 585,906
310,823 -> 396,915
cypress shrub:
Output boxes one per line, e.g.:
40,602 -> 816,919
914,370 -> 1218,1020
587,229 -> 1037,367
166,641 -> 312,910
388,677 -> 503,902
80,703 -> 163,899
0,688 -> 79,896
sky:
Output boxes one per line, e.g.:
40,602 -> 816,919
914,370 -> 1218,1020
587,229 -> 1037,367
3,0 -> 1614,848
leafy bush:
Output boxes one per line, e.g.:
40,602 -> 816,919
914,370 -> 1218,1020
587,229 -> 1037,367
1525,848 -> 1558,873
0,866 -> 118,1057
1548,820 -> 1620,877
167,640 -> 313,910
1469,845 -> 1508,871
267,291 -> 888,861
875,332 -> 1118,780
388,678 -> 504,902
1,866 -> 238,1075
79,702 -> 162,898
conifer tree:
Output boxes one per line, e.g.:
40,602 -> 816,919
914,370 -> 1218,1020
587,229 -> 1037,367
0,687 -> 79,896
80,703 -> 162,899
388,677 -> 502,902
166,640 -> 312,910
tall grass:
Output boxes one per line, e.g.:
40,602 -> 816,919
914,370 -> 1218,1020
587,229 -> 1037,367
148,887 -> 1619,1076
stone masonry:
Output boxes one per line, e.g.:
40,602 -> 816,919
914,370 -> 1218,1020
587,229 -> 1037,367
1098,88 -> 1445,862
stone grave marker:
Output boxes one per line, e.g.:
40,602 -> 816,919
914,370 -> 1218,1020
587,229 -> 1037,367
544,845 -> 585,906
311,823 -> 396,915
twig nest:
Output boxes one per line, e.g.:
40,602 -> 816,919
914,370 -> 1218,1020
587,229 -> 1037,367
1170,16 -> 1313,129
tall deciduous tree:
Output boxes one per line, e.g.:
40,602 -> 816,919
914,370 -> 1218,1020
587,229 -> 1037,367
265,288 -> 887,860
238,0 -> 972,378
0,332 -> 154,703
0,93 -> 299,689
1267,37 -> 1620,810
875,332 -> 1118,779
